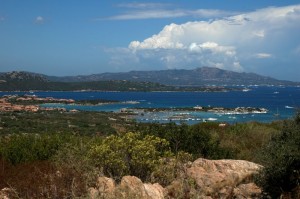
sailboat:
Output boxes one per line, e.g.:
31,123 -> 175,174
274,108 -> 280,117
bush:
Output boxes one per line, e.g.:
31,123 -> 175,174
151,151 -> 193,186
187,123 -> 232,159
256,113 -> 300,198
220,122 -> 279,161
0,134 -> 98,198
130,122 -> 233,159
89,132 -> 171,182
0,133 -> 73,165
51,136 -> 102,189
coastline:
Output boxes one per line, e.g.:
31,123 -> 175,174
1,87 -> 298,124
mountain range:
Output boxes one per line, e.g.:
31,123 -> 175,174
0,71 -> 173,92
0,67 -> 299,91
45,67 -> 298,86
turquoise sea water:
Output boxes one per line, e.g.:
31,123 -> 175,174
1,86 -> 299,124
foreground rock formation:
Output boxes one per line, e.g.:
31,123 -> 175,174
89,158 -> 263,199
89,176 -> 165,199
185,158 -> 262,198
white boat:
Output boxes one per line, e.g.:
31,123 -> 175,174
207,118 -> 218,121
242,88 -> 251,92
285,106 -> 294,109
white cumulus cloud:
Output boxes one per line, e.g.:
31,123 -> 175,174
188,42 -> 236,56
108,4 -> 300,78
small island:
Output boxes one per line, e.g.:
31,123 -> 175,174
121,106 -> 268,114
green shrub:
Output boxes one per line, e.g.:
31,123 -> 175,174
187,123 -> 232,159
256,113 -> 300,198
89,132 -> 172,182
151,151 -> 193,186
220,122 -> 279,161
130,122 -> 233,159
52,136 -> 102,189
0,133 -> 73,165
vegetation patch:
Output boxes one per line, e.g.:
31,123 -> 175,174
0,108 -> 298,198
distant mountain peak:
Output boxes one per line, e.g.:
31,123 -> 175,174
44,67 -> 298,86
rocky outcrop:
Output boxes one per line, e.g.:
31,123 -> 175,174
89,176 -> 165,199
119,176 -> 165,199
89,158 -> 262,199
89,176 -> 116,198
184,158 -> 262,198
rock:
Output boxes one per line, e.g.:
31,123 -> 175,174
119,176 -> 164,199
185,158 -> 262,197
120,176 -> 148,198
97,176 -> 116,194
89,176 -> 116,198
144,183 -> 165,199
90,175 -> 165,199
89,158 -> 263,198
91,176 -> 116,198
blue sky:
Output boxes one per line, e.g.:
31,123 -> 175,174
0,0 -> 300,81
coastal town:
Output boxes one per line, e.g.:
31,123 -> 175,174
0,94 -> 74,112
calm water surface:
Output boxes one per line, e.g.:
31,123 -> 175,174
1,86 -> 299,124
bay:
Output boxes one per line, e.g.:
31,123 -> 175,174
1,86 -> 299,124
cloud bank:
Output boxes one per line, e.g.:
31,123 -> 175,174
108,4 -> 300,79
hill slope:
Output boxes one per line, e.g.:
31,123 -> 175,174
0,71 -> 175,91
1,71 -> 230,92
45,67 -> 297,86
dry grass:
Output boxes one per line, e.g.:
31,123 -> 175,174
0,158 -> 87,199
